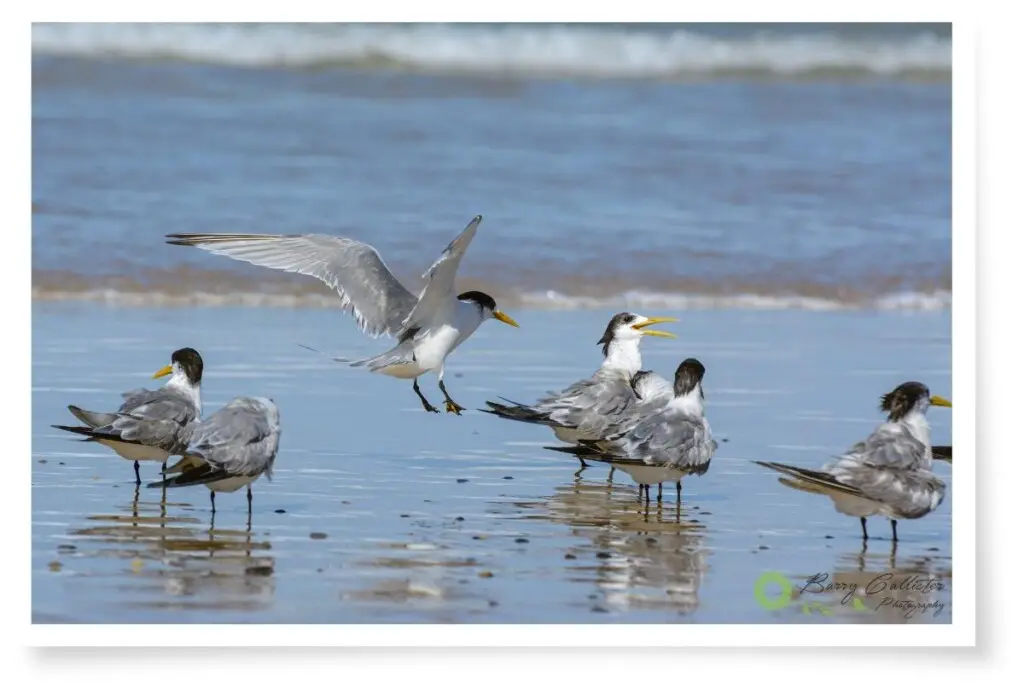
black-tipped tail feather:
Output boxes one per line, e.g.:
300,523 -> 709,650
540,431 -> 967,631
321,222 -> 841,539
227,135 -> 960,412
752,460 -> 864,497
52,423 -> 133,444
147,462 -> 228,489
480,400 -> 556,425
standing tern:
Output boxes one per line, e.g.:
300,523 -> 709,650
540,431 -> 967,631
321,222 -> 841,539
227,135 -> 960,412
754,381 -> 952,542
150,397 -> 281,515
546,358 -> 716,504
165,215 -> 519,414
481,312 -> 677,456
52,347 -> 204,485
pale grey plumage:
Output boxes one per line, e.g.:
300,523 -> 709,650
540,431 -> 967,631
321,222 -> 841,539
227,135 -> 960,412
108,388 -> 200,453
181,397 -> 281,481
599,409 -> 716,471
59,385 -> 200,455
401,217 -> 480,332
165,216 -> 480,340
482,312 -> 676,440
754,381 -> 952,540
819,420 -> 945,519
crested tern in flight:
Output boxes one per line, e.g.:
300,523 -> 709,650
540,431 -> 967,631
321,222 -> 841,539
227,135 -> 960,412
150,396 -> 281,515
754,381 -> 952,542
165,215 -> 519,414
546,358 -> 716,504
481,312 -> 677,458
52,347 -> 204,485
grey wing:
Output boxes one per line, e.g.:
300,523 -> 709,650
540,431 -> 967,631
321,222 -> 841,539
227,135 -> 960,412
400,215 -> 481,330
628,414 -> 715,470
539,371 -> 638,437
98,390 -> 198,452
837,467 -> 946,519
165,232 -> 418,338
827,423 -> 929,474
187,398 -> 281,478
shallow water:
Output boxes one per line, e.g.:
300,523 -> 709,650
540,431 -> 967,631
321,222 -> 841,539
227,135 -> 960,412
32,304 -> 952,623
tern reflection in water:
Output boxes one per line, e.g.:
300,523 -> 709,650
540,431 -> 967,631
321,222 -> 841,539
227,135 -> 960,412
501,478 -> 710,616
66,491 -> 275,613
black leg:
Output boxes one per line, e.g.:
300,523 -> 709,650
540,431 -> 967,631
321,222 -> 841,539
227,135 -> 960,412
890,519 -> 898,543
607,467 -> 615,483
577,455 -> 589,468
860,517 -> 868,540
134,460 -> 141,486
210,490 -> 216,513
637,485 -> 643,502
438,379 -> 465,415
676,480 -> 682,502
644,484 -> 651,505
247,486 -> 253,516
657,483 -> 663,503
413,378 -> 439,413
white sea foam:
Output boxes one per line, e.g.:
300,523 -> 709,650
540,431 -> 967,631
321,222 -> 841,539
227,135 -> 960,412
32,286 -> 952,311
32,23 -> 951,79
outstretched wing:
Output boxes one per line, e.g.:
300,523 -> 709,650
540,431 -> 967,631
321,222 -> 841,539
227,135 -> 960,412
400,215 -> 481,331
165,232 -> 418,338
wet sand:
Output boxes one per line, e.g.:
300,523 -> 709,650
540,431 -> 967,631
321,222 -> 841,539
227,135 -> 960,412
32,303 -> 952,623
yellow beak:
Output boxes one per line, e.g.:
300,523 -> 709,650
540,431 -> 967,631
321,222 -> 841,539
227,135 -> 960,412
493,310 -> 520,328
632,316 -> 678,339
152,364 -> 173,379
930,395 -> 952,408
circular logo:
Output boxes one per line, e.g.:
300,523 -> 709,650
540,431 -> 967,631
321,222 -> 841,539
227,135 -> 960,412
754,571 -> 793,611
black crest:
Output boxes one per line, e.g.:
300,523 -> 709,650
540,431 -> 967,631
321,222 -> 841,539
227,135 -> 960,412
596,312 -> 638,357
879,381 -> 930,422
171,347 -> 204,385
673,358 -> 706,397
458,291 -> 497,311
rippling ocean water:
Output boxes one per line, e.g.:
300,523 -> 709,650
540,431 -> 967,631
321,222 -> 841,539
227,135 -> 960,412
32,22 -> 951,311
31,22 -> 955,625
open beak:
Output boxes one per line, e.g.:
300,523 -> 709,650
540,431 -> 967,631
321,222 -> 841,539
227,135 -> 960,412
493,310 -> 520,328
929,395 -> 952,408
152,364 -> 173,379
932,445 -> 952,463
632,316 -> 678,339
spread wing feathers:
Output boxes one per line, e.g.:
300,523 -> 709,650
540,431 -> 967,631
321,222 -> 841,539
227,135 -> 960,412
400,215 -> 481,331
55,389 -> 198,453
165,232 -> 418,338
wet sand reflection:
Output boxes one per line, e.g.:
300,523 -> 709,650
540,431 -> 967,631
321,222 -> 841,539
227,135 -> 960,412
65,486 -> 276,613
504,478 -> 710,615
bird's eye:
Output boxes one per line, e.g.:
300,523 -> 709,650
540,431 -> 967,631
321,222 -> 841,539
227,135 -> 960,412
623,315 -> 635,324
